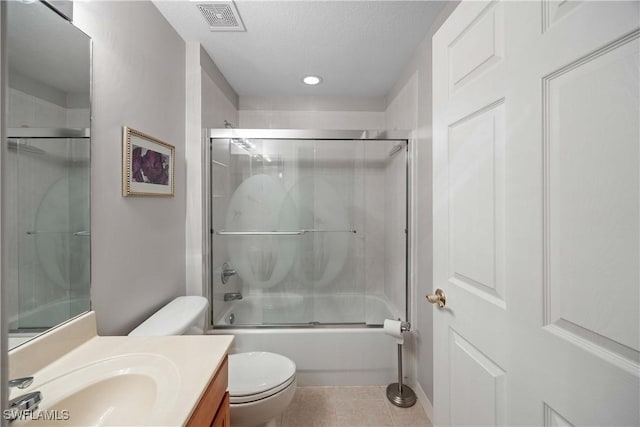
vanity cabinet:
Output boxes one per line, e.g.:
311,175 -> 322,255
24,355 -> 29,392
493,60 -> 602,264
211,394 -> 230,427
187,356 -> 230,427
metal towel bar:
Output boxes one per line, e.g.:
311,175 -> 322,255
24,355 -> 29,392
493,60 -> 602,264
26,230 -> 90,236
215,229 -> 356,236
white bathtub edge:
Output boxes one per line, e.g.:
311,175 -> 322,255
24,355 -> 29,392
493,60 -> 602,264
209,326 -> 384,335
209,326 -> 398,386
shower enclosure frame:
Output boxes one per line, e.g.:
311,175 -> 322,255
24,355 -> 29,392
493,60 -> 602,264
204,128 -> 412,330
5,126 -> 92,336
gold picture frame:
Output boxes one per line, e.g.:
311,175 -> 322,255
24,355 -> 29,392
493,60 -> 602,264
122,127 -> 175,197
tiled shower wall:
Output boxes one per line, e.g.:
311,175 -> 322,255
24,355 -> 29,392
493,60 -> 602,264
7,87 -> 89,129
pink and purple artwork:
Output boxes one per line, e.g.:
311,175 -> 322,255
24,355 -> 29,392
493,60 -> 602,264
131,145 -> 169,186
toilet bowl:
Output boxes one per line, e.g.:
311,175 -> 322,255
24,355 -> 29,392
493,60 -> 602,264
229,352 -> 296,427
129,296 -> 297,427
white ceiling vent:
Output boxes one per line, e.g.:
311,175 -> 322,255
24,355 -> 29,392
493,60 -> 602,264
197,2 -> 245,32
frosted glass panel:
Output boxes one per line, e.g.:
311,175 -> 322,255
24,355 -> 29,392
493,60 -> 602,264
6,138 -> 91,333
210,137 -> 406,326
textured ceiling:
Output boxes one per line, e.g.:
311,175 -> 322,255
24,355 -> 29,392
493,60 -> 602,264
154,1 -> 447,97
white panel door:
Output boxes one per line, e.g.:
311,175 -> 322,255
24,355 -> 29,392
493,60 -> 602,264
432,1 -> 639,426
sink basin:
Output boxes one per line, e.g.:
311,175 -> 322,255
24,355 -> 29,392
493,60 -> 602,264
13,354 -> 180,426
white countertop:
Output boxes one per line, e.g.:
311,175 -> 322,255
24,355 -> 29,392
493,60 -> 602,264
9,312 -> 234,426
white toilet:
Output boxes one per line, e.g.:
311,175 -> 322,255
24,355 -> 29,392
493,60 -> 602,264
129,296 -> 297,427
228,352 -> 296,427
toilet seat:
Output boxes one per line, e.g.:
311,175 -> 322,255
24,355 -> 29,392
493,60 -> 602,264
229,352 -> 296,404
229,375 -> 296,404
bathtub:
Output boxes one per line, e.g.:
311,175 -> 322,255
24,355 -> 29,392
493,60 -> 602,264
209,294 -> 402,386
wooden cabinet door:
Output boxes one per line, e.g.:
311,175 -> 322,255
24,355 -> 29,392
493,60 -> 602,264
211,393 -> 230,427
187,357 -> 229,427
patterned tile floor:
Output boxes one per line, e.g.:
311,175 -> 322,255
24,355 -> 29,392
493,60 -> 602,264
277,386 -> 433,427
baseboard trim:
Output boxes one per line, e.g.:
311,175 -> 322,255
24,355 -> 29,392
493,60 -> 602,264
413,381 -> 434,423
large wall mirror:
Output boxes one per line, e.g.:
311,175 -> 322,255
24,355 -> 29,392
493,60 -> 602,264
3,0 -> 91,349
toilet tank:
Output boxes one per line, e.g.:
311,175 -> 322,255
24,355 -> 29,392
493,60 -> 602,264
128,296 -> 209,336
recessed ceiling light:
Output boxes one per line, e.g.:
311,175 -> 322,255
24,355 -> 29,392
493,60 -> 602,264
302,75 -> 322,86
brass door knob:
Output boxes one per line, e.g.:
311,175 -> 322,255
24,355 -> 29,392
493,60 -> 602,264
426,289 -> 446,308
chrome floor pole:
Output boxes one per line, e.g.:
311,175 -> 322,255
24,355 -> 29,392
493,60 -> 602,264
386,326 -> 417,407
397,343 -> 404,392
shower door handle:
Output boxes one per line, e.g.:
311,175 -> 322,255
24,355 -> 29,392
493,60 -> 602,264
426,289 -> 446,308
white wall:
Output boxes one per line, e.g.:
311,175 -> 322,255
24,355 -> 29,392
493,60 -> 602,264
384,1 -> 459,405
202,72 -> 238,129
239,110 -> 384,130
6,73 -> 89,128
184,42 -> 202,300
7,89 -> 67,128
386,1 -> 458,408
384,71 -> 420,395
185,42 -> 238,323
238,95 -> 385,130
6,86 -> 89,128
74,1 -> 187,335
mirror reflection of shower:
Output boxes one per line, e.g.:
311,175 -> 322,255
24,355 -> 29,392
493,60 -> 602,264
5,133 -> 91,341
209,133 -> 408,327
3,0 -> 92,349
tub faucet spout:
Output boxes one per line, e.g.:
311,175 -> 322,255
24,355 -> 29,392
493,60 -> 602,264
224,292 -> 243,302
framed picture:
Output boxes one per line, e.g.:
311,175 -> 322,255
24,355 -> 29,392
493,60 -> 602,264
122,127 -> 175,197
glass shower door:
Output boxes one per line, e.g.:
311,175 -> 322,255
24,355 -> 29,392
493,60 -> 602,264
7,137 -> 90,332
296,139 -> 365,325
209,134 -> 407,327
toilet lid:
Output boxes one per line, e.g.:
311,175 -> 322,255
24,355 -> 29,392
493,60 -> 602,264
229,352 -> 296,397
128,296 -> 208,336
